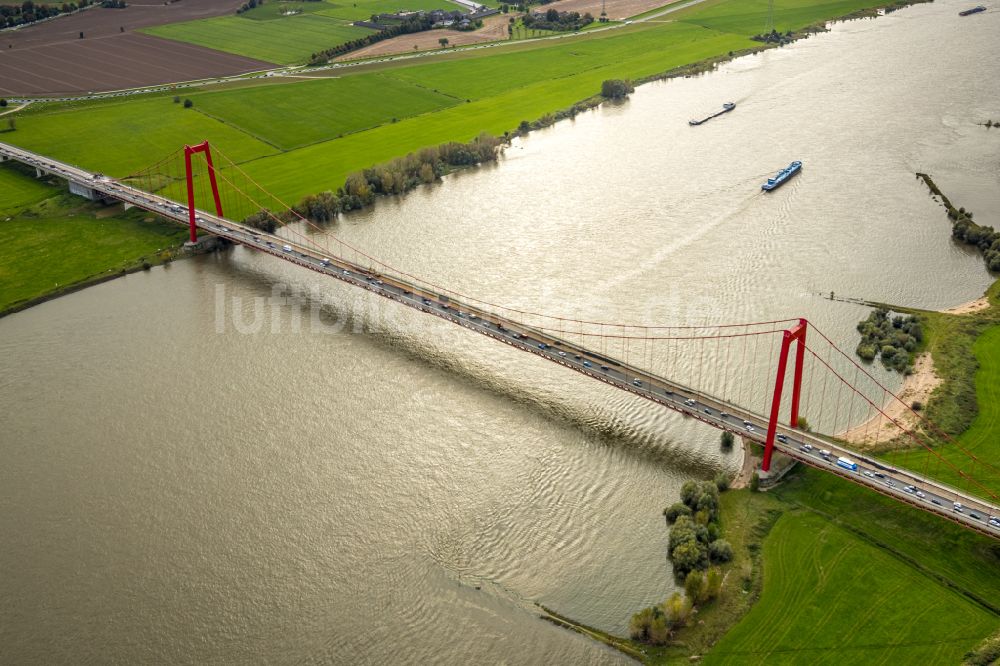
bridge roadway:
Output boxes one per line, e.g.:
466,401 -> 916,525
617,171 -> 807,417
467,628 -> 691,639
3,140 -> 998,539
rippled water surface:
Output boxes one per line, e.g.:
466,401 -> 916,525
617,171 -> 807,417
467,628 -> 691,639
1,2 -> 998,663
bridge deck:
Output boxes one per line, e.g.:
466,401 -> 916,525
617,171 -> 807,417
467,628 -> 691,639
3,140 -> 997,539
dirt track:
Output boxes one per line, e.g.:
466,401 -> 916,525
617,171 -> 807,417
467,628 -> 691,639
0,0 -> 273,95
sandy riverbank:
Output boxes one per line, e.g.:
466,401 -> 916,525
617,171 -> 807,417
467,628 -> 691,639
838,352 -> 940,447
942,296 -> 991,315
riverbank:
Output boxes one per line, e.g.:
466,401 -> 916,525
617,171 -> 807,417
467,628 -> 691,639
0,164 -> 189,317
838,351 -> 941,448
547,487 -> 785,664
547,461 -> 1000,664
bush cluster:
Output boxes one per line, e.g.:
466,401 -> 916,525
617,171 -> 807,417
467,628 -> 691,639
855,308 -> 922,373
664,480 -> 733,579
310,14 -> 433,63
235,0 -> 261,14
751,28 -> 793,44
628,567 -> 725,645
100,0 -> 126,8
951,207 -> 1000,271
601,79 -> 634,100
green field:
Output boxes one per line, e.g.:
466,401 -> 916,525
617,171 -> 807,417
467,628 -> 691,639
239,0 -> 332,20
772,468 -> 1000,607
704,509 -> 997,665
4,97 -> 277,177
0,174 -> 188,314
673,0 -> 882,34
316,0 -> 462,21
143,14 -> 375,65
8,0 -> 910,204
0,162 -> 54,215
194,74 -> 461,150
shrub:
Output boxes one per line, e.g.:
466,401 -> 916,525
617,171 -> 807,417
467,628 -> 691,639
709,539 -> 734,563
601,78 -> 634,99
705,567 -> 723,599
663,501 -> 691,524
183,98 -> 193,108
911,401 -> 923,411
714,471 -> 730,491
628,606 -> 655,641
685,570 -> 706,603
750,471 -> 760,492
661,591 -> 692,627
720,431 -> 734,450
671,539 -> 709,578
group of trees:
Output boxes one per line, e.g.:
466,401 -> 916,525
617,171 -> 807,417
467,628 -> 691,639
235,0 -> 262,14
523,8 -> 593,31
601,78 -> 634,100
950,206 -> 1000,272
1,0 -> 92,29
309,14 -> 433,63
242,133 -> 505,230
855,308 -> 922,373
100,0 -> 126,8
629,567 -> 726,645
630,478 -> 735,646
664,480 -> 733,579
751,28 -> 794,44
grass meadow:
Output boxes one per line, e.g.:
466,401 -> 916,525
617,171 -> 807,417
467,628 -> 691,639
704,508 -> 997,664
0,162 -> 55,215
193,74 -> 462,150
143,14 -> 376,65
0,179 -> 187,314
4,98 -> 278,176
316,0 -> 460,21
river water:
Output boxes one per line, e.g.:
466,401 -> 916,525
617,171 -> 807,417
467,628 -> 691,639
2,2 -> 998,663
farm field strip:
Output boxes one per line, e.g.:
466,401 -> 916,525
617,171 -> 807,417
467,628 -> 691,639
704,511 -> 998,665
5,97 -> 279,176
192,74 -> 463,150
316,0 -> 462,21
142,13 -> 376,65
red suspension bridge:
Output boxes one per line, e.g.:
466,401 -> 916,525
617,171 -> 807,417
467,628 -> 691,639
3,139 -> 999,539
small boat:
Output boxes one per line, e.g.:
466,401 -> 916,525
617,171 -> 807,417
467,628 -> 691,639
761,161 -> 802,191
689,102 -> 736,126
959,5 -> 986,15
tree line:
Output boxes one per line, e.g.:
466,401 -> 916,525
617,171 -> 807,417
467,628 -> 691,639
523,8 -> 593,31
630,477 -> 734,646
309,13 -> 434,64
1,0 -> 93,29
241,133 -> 504,231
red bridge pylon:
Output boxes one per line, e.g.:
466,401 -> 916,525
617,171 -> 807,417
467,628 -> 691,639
184,141 -> 223,244
763,318 -> 807,472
